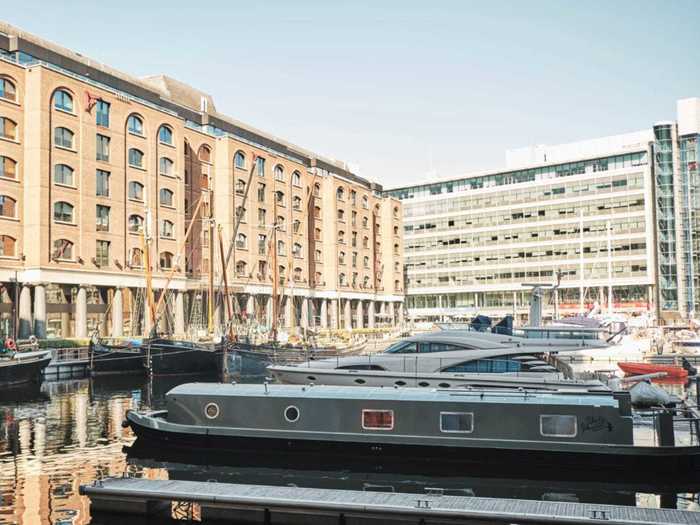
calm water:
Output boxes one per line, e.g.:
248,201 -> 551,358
1,369 -> 700,525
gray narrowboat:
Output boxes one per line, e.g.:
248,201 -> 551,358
124,383 -> 700,476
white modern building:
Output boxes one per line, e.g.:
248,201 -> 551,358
387,97 -> 700,324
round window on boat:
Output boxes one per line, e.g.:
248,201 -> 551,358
354,378 -> 366,385
204,402 -> 220,419
284,405 -> 300,423
395,380 -> 406,387
307,375 -> 317,381
438,383 -> 450,388
418,381 -> 430,387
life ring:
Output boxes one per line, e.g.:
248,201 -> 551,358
5,338 -> 16,351
28,335 -> 37,345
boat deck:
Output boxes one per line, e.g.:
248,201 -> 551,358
81,478 -> 700,524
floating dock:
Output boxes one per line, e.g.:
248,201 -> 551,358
80,477 -> 700,524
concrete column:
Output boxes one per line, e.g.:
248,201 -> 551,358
320,299 -> 328,329
33,284 -> 47,339
388,301 -> 395,326
344,299 -> 352,330
75,286 -> 88,338
111,287 -> 123,337
330,299 -> 339,329
368,300 -> 375,328
301,297 -> 309,329
246,294 -> 255,321
356,300 -> 363,329
175,291 -> 185,335
18,285 -> 32,339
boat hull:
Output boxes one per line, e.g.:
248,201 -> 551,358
90,347 -> 145,375
618,362 -> 688,379
126,410 -> 700,477
0,354 -> 52,386
144,340 -> 222,375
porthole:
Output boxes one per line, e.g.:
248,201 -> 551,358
418,381 -> 430,387
395,380 -> 406,386
355,378 -> 366,385
204,402 -> 219,419
284,405 -> 300,423
307,375 -> 317,381
438,383 -> 450,388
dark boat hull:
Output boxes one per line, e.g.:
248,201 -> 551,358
0,355 -> 52,387
144,339 -> 222,375
90,345 -> 145,375
126,411 -> 700,478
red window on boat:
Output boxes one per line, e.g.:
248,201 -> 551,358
362,409 -> 394,430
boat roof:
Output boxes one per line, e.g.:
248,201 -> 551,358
168,383 -> 620,407
394,331 -> 607,352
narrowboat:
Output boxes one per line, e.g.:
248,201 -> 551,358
124,383 -> 700,475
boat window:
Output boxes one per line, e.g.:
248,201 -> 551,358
284,405 -> 300,423
395,380 -> 406,386
440,412 -> 473,433
418,381 -> 430,387
427,343 -> 464,353
337,364 -> 385,370
438,383 -> 451,388
442,359 -> 522,373
204,402 -> 220,419
540,415 -> 577,438
362,409 -> 394,430
354,378 -> 366,384
385,342 -> 417,354
306,375 -> 316,381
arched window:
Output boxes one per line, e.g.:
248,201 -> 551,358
350,190 -> 357,206
275,190 -> 285,205
236,260 -> 247,275
293,219 -> 301,233
277,240 -> 286,256
235,179 -> 246,195
313,183 -> 320,196
0,235 -> 16,256
53,127 -> 73,149
315,249 -> 322,262
314,227 -> 321,240
52,239 -> 73,260
53,90 -> 73,112
394,243 -> 399,255
293,195 -> 302,210
198,144 -> 211,163
293,267 -> 302,282
339,273 -> 346,286
54,164 -> 74,186
364,276 -> 370,288
315,271 -> 322,285
159,251 -> 173,269
0,156 -> 17,179
394,225 -> 399,236
159,157 -> 174,176
337,209 -> 345,221
292,171 -> 301,186
336,187 -> 345,201
314,205 -> 321,219
339,251 -> 345,264
394,206 -> 399,218
159,125 -> 173,145
128,148 -> 144,168
53,201 -> 74,223
0,195 -> 16,218
363,236 -> 369,248
362,216 -> 368,228
0,78 -> 17,102
235,205 -> 246,222
292,242 -> 302,257
276,215 -> 286,231
235,233 -> 247,249
160,219 -> 174,238
127,115 -> 144,135
278,265 -> 286,285
394,279 -> 401,291
362,195 -> 369,209
234,151 -> 246,169
338,230 -> 345,243
364,256 -> 369,268
128,181 -> 144,201
274,164 -> 284,181
159,188 -> 174,207
128,214 -> 144,232
129,247 -> 143,268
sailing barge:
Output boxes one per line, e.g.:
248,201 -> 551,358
124,383 -> 700,475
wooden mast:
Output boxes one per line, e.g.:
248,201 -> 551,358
142,208 -> 156,335
218,225 -> 234,339
270,190 -> 279,342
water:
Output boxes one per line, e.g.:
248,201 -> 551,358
1,370 -> 700,525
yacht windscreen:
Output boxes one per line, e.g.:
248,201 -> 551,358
385,342 -> 418,353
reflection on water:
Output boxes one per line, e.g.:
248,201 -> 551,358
1,370 -> 700,525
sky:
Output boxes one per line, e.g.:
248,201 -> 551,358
6,1 -> 700,187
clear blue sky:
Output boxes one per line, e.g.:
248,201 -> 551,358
6,1 -> 700,187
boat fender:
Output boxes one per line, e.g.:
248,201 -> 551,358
5,338 -> 16,351
28,335 -> 37,345
121,419 -> 130,429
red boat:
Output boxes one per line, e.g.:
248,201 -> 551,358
618,361 -> 688,379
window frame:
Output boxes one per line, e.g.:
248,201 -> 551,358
53,164 -> 75,187
129,148 -> 145,169
361,409 -> 394,431
127,114 -> 144,136
0,78 -> 17,102
159,125 -> 174,146
540,414 -> 578,438
160,188 -> 175,207
53,201 -> 74,224
53,90 -> 74,113
439,412 -> 474,434
54,126 -> 74,150
95,100 -> 110,128
0,155 -> 17,180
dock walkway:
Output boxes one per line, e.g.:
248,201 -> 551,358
81,477 -> 700,524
